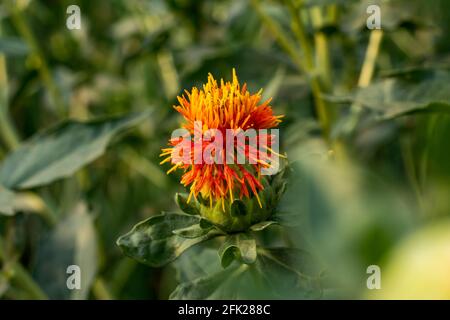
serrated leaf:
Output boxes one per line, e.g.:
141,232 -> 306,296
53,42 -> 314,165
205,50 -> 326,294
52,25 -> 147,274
117,212 -> 221,267
218,233 -> 257,268
175,193 -> 200,215
0,186 -> 15,216
0,111 -> 149,190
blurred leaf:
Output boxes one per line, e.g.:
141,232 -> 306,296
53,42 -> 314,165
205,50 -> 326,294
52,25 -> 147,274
370,221 -> 450,299
33,203 -> 97,299
117,213 -> 221,267
0,186 -> 15,216
171,247 -> 319,299
170,264 -> 244,300
173,245 -> 223,284
303,0 -> 351,8
0,37 -> 29,56
280,139 -> 416,295
256,248 -> 321,297
328,71 -> 450,119
218,233 -> 257,268
0,112 -> 149,190
341,0 -> 435,33
0,273 -> 9,298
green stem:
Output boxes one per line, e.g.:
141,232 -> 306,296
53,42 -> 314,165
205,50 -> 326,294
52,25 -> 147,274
7,3 -> 66,116
0,237 -> 48,299
0,28 -> 20,150
251,0 -> 304,72
401,137 -> 424,212
10,262 -> 49,299
345,29 -> 384,133
92,277 -> 115,300
110,258 -> 137,295
285,0 -> 333,137
285,1 -> 314,73
310,7 -> 332,89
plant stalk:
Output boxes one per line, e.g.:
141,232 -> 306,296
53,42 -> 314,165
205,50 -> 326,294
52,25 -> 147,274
0,236 -> 48,299
7,3 -> 66,116
0,26 -> 20,150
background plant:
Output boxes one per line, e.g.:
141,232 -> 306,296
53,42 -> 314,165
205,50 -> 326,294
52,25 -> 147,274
0,0 -> 449,299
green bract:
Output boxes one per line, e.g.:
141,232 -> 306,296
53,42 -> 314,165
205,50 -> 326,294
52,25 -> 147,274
180,169 -> 288,233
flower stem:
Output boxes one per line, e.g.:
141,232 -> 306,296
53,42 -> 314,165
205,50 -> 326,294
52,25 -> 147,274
345,29 -> 384,133
250,0 -> 305,72
285,0 -> 333,138
253,0 -> 334,137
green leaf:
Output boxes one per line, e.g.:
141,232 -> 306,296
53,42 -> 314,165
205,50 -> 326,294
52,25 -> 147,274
256,248 -> 321,298
32,203 -> 97,299
250,220 -> 278,231
0,186 -> 15,216
173,221 -> 222,239
117,212 -> 221,267
329,71 -> 450,119
173,245 -> 223,284
170,264 -> 244,300
170,247 -> 320,299
218,233 -> 257,268
175,193 -> 200,215
0,111 -> 148,190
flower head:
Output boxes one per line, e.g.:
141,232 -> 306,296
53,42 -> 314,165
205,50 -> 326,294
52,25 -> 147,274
160,69 -> 283,210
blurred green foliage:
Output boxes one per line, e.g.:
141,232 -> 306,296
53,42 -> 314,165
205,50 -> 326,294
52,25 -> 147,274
0,0 -> 450,299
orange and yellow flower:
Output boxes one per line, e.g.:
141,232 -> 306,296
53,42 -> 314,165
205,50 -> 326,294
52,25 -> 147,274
160,69 -> 283,209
